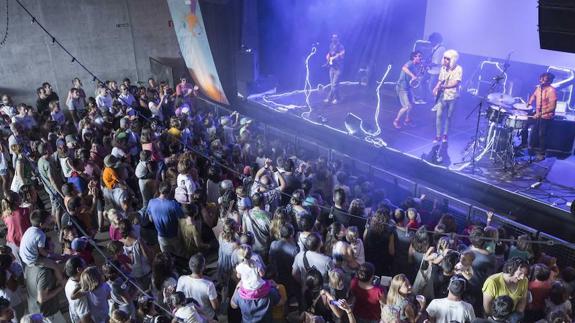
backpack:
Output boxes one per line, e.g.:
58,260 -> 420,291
174,179 -> 190,204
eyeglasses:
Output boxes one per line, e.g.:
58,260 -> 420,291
443,57 -> 451,61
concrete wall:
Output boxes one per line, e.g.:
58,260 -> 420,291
0,0 -> 182,104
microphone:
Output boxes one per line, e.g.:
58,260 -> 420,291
530,181 -> 542,189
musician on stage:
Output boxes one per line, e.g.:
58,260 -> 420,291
524,72 -> 557,161
324,34 -> 345,105
393,51 -> 424,129
432,49 -> 463,143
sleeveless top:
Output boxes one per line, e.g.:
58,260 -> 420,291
123,239 -> 151,278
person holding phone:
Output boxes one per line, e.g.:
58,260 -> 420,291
349,262 -> 386,322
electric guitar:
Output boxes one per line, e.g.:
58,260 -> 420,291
434,80 -> 446,104
323,52 -> 341,68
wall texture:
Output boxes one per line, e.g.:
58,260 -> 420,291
0,0 -> 183,104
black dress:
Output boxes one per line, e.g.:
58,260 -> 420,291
364,227 -> 394,276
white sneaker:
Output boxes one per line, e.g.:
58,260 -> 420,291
431,106 -> 437,112
323,98 -> 330,103
332,99 -> 338,104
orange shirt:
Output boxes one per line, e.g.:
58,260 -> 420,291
529,85 -> 557,119
102,167 -> 120,189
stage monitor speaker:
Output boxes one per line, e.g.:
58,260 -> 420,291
538,0 -> 575,53
344,113 -> 362,136
546,156 -> 575,188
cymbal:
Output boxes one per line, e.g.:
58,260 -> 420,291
513,102 -> 533,111
487,92 -> 514,106
509,109 -> 527,116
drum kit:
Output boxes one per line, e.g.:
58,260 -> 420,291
461,92 -> 534,172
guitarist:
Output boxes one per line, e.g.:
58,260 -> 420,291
432,49 -> 463,144
324,34 -> 345,104
393,51 -> 424,129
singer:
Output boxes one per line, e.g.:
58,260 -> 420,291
324,34 -> 345,105
524,72 -> 557,161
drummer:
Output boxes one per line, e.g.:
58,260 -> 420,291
521,72 -> 557,161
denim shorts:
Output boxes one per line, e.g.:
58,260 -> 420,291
396,87 -> 413,107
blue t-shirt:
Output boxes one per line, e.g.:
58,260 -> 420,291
147,198 -> 183,238
397,60 -> 420,91
232,286 -> 280,323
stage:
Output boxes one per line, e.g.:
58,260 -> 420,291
244,82 -> 575,238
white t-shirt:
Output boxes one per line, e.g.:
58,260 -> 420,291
65,278 -> 91,323
438,65 -> 463,101
118,93 -> 135,107
18,226 -> 46,266
426,298 -> 476,323
236,262 -> 264,291
174,304 -> 204,323
176,174 -> 197,196
176,276 -> 218,319
96,94 -> 112,110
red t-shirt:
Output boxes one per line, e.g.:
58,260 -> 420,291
3,208 -> 31,246
528,279 -> 553,311
350,277 -> 385,320
406,220 -> 420,230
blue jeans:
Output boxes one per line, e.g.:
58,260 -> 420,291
434,97 -> 457,138
327,67 -> 342,101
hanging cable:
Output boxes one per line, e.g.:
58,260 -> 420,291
0,0 -> 9,47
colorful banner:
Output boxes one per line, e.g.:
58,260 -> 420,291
167,0 -> 229,104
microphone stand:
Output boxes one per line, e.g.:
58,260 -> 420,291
466,55 -> 511,174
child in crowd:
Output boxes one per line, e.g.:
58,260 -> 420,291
169,291 -> 206,323
454,250 -> 475,281
71,236 -> 95,265
107,240 -> 132,273
235,244 -> 270,300
61,225 -> 78,256
106,209 -> 123,241
346,226 -> 365,265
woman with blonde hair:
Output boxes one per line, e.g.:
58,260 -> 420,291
270,207 -> 289,241
383,274 -> 426,322
81,266 -> 111,323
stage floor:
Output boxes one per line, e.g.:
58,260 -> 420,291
252,83 -> 575,212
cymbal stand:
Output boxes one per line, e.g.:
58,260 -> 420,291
465,54 -> 512,173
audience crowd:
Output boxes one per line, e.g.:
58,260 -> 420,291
0,77 -> 572,323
